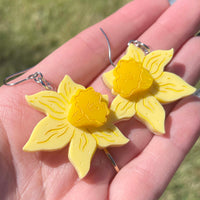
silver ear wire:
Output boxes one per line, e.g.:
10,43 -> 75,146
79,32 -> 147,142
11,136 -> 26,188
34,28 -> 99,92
100,28 -> 116,67
3,69 -> 31,86
100,28 -> 151,68
3,70 -> 53,90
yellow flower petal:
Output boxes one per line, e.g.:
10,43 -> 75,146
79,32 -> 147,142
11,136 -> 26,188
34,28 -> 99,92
151,72 -> 196,103
102,69 -> 115,94
58,75 -> 85,103
143,49 -> 173,79
26,91 -> 66,119
122,43 -> 145,62
23,117 -> 74,151
135,95 -> 165,134
92,124 -> 129,148
68,131 -> 96,178
110,95 -> 136,122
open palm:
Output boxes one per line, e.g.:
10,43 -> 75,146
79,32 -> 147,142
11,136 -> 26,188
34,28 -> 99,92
0,0 -> 200,199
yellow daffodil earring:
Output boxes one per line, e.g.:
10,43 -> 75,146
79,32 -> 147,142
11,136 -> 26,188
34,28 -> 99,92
4,70 -> 129,178
4,28 -> 196,179
101,28 -> 196,135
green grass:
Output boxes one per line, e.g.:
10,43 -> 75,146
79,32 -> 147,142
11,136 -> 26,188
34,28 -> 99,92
0,1 -> 199,199
0,0 -> 129,81
161,139 -> 200,200
196,81 -> 200,89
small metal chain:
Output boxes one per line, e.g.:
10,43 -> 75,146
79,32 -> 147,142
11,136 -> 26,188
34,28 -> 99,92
28,72 -> 53,90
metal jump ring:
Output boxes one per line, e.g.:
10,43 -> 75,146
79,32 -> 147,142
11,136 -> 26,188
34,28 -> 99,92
128,40 -> 150,54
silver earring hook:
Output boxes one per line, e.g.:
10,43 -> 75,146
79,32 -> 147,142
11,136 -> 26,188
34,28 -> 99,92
4,69 -> 31,86
100,28 -> 151,68
100,28 -> 116,67
3,70 -> 53,90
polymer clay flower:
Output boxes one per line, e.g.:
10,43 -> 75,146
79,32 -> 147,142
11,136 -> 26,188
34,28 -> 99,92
23,75 -> 129,178
103,44 -> 196,134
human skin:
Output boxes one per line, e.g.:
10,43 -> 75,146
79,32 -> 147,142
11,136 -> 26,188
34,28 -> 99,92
0,0 -> 200,199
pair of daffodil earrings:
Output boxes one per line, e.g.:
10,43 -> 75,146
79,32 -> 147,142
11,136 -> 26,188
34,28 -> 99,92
4,29 -> 196,178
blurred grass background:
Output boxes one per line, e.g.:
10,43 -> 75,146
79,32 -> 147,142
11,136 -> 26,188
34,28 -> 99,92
0,0 -> 199,199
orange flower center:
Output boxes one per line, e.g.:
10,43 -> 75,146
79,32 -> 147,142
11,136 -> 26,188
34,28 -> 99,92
68,87 -> 110,128
113,59 -> 153,98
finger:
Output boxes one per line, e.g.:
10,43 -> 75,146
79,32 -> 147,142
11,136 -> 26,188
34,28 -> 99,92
0,1 -> 170,198
140,0 -> 200,50
109,96 -> 200,200
167,36 -> 200,85
29,0 -> 169,87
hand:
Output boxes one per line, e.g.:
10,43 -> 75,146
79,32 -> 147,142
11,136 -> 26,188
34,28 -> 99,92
0,0 -> 200,199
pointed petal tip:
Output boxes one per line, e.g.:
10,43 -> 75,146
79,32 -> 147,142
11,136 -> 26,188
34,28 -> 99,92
120,133 -> 130,144
25,94 -> 31,101
22,143 -> 33,152
151,123 -> 166,135
22,140 -> 40,152
153,129 -> 166,135
123,137 -> 130,144
22,145 -> 27,151
192,86 -> 197,93
154,72 -> 197,103
93,125 -> 130,148
167,48 -> 174,57
77,169 -> 89,179
25,94 -> 38,104
63,74 -> 72,82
